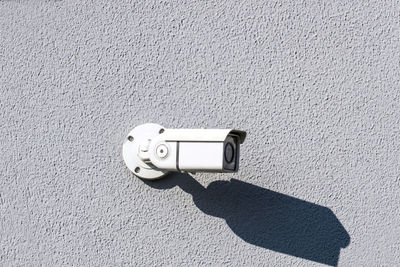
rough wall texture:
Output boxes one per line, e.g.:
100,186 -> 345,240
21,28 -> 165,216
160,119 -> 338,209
1,1 -> 400,266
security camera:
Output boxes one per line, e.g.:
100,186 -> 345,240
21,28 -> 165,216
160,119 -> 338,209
122,123 -> 246,179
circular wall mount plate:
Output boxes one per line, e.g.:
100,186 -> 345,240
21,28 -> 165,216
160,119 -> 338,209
122,123 -> 169,179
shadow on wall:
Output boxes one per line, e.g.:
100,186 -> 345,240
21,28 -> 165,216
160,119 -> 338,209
144,173 -> 350,266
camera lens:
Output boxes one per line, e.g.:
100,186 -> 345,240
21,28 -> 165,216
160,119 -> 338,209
224,143 -> 234,163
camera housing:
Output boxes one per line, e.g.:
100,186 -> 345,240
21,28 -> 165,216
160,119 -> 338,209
122,123 -> 246,179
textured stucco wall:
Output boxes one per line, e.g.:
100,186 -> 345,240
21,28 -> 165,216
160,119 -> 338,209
1,1 -> 400,266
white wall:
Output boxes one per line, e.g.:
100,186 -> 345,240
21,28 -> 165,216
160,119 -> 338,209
1,1 -> 399,266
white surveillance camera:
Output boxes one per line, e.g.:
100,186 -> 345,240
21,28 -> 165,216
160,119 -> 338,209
122,123 -> 246,179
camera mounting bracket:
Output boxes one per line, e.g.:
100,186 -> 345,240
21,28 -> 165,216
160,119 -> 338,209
122,123 -> 169,180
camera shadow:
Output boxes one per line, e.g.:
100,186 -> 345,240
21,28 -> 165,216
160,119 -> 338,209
144,173 -> 350,266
